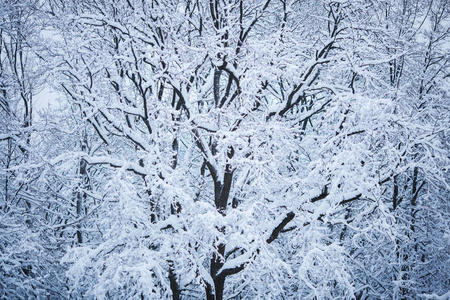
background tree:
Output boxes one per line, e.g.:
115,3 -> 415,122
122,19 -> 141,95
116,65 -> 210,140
0,0 -> 71,297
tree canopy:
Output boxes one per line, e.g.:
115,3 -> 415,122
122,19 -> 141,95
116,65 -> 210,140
1,0 -> 449,299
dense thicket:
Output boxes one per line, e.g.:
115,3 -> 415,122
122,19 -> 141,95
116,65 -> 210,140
1,0 -> 449,299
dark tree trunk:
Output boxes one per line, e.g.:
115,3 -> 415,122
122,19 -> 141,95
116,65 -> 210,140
168,260 -> 180,300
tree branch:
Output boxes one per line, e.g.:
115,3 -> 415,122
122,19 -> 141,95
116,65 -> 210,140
267,211 -> 296,244
311,186 -> 329,203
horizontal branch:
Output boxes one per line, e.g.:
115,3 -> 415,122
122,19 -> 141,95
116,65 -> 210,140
51,154 -> 148,177
83,156 -> 148,176
339,193 -> 362,205
0,134 -> 11,140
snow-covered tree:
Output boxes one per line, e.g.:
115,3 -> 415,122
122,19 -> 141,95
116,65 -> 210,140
0,0 -> 70,297
1,0 -> 448,298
